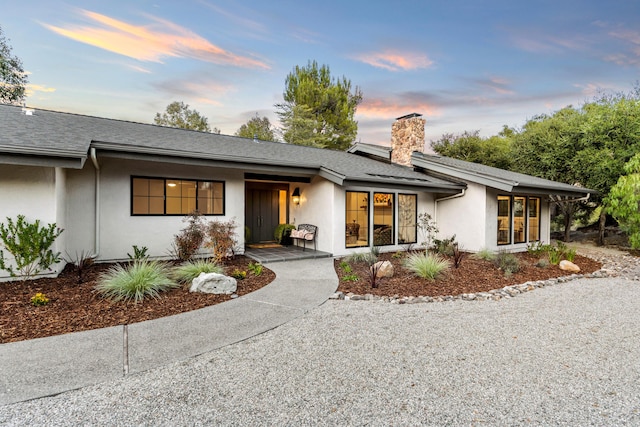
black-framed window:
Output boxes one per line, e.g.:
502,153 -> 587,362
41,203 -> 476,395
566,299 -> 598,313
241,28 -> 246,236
497,195 -> 540,245
398,194 -> 417,244
346,191 -> 369,248
132,176 -> 224,216
373,192 -> 395,246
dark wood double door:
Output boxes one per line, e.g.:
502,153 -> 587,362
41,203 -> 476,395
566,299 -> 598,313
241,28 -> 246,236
245,183 -> 287,243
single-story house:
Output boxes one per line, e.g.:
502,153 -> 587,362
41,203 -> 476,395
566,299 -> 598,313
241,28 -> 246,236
0,106 -> 594,280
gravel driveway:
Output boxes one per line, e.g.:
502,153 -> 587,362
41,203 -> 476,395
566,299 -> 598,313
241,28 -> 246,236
2,272 -> 639,426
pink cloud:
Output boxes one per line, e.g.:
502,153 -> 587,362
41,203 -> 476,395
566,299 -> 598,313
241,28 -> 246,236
353,50 -> 434,71
43,10 -> 269,69
357,98 -> 440,118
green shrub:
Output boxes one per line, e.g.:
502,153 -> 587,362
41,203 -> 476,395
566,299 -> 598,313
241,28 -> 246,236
247,262 -> 263,276
526,241 -> 551,257
30,292 -> 50,306
431,235 -> 457,256
345,251 -> 378,264
96,260 -> 178,302
548,247 -> 562,265
127,245 -> 149,261
230,269 -> 246,280
0,215 -> 63,280
535,258 -> 550,268
171,259 -> 223,284
274,224 -> 296,243
472,248 -> 495,261
494,251 -> 520,275
403,252 -> 450,280
392,251 -> 404,259
338,261 -> 352,273
565,248 -> 577,262
342,274 -> 359,282
370,246 -> 381,257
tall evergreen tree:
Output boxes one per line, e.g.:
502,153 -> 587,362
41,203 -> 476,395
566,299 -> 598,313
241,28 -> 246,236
276,60 -> 362,150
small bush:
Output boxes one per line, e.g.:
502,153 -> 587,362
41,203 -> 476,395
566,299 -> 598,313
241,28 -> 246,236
171,259 -> 223,285
565,248 -> 577,262
403,252 -> 450,280
342,274 -> 359,282
0,215 -> 63,280
96,260 -> 178,302
547,247 -> 562,265
494,251 -> 520,275
30,292 -> 50,306
206,219 -> 239,263
432,235 -> 457,256
345,252 -> 378,265
370,246 -> 381,257
127,245 -> 149,261
173,212 -> 206,261
417,212 -> 439,248
392,251 -> 404,259
526,241 -> 551,257
452,243 -> 464,269
472,248 -> 495,261
247,262 -> 263,276
535,258 -> 550,268
274,224 -> 296,244
230,269 -> 246,280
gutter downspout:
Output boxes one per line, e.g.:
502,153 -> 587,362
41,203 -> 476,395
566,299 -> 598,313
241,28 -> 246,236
434,188 -> 466,224
90,148 -> 100,259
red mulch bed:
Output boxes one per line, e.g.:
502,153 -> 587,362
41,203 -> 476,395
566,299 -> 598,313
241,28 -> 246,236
335,252 -> 602,297
0,256 -> 274,344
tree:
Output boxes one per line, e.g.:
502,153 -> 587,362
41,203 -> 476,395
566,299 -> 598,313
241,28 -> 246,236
0,26 -> 28,105
154,101 -> 216,132
607,153 -> 640,248
430,129 -> 514,170
235,114 -> 277,141
276,60 -> 362,150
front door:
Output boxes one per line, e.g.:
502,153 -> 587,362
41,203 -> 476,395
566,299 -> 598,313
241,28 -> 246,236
245,186 -> 282,243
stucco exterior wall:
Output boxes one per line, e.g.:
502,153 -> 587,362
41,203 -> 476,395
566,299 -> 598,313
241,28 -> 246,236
94,158 -> 245,261
288,176 -> 335,254
0,165 -> 62,280
436,182 -> 487,252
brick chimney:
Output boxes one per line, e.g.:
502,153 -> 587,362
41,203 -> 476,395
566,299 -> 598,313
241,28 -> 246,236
390,113 -> 425,166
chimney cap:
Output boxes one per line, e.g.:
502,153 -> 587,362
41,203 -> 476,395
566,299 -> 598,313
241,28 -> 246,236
395,113 -> 422,121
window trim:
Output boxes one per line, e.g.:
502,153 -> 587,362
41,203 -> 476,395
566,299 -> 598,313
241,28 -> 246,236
131,176 -> 225,216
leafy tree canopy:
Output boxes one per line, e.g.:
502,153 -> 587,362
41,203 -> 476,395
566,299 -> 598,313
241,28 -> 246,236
235,114 -> 277,142
606,153 -> 640,248
0,26 -> 28,105
154,101 -> 218,133
430,129 -> 514,170
276,60 -> 363,150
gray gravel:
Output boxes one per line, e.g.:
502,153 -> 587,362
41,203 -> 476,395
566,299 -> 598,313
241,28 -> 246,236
2,276 -> 639,426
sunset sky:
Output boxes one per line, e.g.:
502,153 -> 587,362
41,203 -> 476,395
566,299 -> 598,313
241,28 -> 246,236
3,0 -> 639,146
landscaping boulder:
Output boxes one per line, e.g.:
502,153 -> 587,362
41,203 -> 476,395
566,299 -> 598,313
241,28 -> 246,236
372,260 -> 394,278
559,260 -> 580,273
190,272 -> 237,294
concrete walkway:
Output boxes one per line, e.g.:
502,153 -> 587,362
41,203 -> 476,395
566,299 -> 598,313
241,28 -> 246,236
0,258 -> 338,405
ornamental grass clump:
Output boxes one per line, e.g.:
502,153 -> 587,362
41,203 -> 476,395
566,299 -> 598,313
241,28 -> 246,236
95,260 -> 178,303
171,259 -> 223,285
403,252 -> 450,280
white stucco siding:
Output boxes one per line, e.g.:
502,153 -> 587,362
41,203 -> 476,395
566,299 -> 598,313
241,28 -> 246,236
0,165 -> 62,280
436,182 -> 486,252
289,176 -> 335,254
64,164 -> 97,256
97,158 -> 245,261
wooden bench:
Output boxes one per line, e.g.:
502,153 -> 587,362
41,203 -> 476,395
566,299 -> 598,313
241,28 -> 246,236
290,224 -> 317,251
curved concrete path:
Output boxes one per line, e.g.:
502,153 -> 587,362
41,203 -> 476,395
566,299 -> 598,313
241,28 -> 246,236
0,258 -> 338,405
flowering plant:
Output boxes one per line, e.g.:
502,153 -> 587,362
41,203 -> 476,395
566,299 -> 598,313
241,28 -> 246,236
30,292 -> 50,306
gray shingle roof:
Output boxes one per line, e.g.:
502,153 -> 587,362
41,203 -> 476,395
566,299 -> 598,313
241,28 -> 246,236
412,152 -> 596,196
0,105 -> 463,192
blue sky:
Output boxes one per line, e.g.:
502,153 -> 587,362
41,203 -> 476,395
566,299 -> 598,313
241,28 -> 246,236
3,0 -> 640,146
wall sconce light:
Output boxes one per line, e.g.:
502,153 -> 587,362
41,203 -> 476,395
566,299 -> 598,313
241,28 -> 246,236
292,187 -> 301,205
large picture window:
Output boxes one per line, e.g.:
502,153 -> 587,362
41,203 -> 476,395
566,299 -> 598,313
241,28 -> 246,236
497,195 -> 540,245
346,191 -> 369,248
398,194 -> 417,244
132,177 -> 224,216
373,192 -> 394,246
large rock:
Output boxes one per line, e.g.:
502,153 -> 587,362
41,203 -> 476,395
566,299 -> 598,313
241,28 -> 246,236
559,260 -> 580,273
190,272 -> 237,294
372,260 -> 394,278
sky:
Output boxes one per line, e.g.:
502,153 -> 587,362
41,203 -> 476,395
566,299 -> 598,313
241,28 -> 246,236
3,0 -> 640,147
